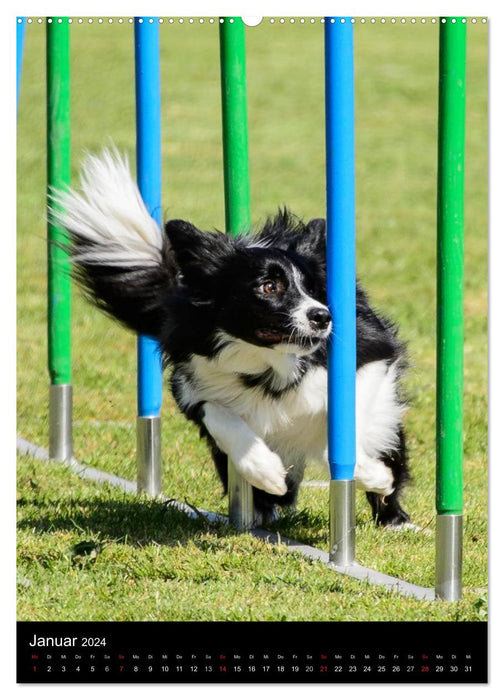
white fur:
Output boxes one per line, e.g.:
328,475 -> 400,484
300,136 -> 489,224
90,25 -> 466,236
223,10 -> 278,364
177,334 -> 403,496
291,267 -> 331,337
181,336 -> 326,441
202,402 -> 288,495
50,149 -> 162,267
356,359 -> 405,457
354,451 -> 394,495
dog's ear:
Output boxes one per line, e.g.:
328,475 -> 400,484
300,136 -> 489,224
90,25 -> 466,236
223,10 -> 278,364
306,217 -> 326,247
306,217 -> 326,239
293,218 -> 327,298
292,218 -> 326,259
165,219 -> 232,284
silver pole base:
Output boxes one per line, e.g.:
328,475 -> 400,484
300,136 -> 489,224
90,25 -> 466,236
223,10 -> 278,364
137,416 -> 162,496
435,513 -> 463,601
228,460 -> 254,530
49,383 -> 73,462
329,479 -> 356,566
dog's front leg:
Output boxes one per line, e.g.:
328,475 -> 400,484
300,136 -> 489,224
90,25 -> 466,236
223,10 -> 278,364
201,402 -> 288,496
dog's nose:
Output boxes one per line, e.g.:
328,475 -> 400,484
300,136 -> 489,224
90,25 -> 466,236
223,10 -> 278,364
307,307 -> 331,331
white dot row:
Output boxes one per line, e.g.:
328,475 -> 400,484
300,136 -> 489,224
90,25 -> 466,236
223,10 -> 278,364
17,17 -> 488,25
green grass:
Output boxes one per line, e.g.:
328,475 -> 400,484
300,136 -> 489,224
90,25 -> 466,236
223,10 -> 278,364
17,19 -> 487,621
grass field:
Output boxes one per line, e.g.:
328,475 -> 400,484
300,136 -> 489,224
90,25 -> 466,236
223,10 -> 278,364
17,18 -> 487,622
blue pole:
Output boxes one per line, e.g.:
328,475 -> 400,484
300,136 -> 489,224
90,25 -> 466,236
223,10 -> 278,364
325,17 -> 356,481
325,17 -> 356,565
134,17 -> 163,494
17,17 -> 26,111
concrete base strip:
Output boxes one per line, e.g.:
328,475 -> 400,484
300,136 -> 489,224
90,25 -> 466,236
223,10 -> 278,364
251,528 -> 435,600
327,562 -> 435,600
17,436 -> 138,494
17,436 -> 226,523
17,435 -> 435,600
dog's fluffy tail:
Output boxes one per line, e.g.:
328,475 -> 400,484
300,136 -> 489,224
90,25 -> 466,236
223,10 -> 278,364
51,149 -> 177,339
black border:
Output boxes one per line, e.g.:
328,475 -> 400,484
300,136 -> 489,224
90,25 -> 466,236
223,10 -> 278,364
17,620 -> 488,683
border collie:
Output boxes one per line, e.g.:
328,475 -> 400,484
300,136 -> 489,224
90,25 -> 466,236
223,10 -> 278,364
52,150 -> 410,528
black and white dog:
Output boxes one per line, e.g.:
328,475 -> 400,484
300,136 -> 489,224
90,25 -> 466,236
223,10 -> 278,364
53,150 -> 410,528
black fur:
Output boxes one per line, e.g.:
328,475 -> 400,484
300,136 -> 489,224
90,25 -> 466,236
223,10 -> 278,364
67,205 -> 410,527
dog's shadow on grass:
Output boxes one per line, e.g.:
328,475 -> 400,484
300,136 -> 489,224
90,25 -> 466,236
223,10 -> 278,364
17,495 -> 232,549
16,494 -> 333,550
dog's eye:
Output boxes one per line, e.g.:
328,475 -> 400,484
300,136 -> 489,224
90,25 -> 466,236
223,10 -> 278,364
262,280 -> 278,294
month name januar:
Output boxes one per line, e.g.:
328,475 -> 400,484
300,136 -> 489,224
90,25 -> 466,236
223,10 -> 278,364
29,635 -> 77,647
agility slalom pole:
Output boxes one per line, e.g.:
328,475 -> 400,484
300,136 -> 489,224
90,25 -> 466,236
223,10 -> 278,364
435,17 -> 466,601
325,18 -> 357,566
47,17 -> 73,462
134,17 -> 163,496
17,18 -> 26,112
219,17 -> 254,529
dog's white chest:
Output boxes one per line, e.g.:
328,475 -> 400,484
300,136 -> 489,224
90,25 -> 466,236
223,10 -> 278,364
266,366 -> 329,462
183,340 -> 403,476
188,347 -> 329,459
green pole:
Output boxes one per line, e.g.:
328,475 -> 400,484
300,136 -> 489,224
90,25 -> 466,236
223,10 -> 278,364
219,17 -> 254,528
435,17 -> 466,600
219,17 -> 251,234
47,17 -> 72,461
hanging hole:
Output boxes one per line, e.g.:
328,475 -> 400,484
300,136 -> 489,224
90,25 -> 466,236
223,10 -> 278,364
242,17 -> 263,26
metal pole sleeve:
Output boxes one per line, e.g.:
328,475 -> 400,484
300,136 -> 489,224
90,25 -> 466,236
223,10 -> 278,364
47,18 -> 71,386
134,17 -> 163,420
436,18 -> 466,516
436,514 -> 463,600
325,17 -> 356,482
228,465 -> 255,530
137,416 -> 162,496
49,384 -> 73,461
329,480 -> 356,565
219,17 -> 254,528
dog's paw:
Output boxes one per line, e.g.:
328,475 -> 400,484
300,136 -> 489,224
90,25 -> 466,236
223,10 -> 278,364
354,456 -> 394,496
235,439 -> 288,496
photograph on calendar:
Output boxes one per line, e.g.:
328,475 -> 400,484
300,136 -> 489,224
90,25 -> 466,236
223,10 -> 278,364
16,15 -> 488,683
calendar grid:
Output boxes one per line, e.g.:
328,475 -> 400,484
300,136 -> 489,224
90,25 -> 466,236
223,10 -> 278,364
18,621 -> 487,683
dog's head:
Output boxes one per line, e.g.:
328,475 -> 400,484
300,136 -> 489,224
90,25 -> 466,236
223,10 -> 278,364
165,212 -> 331,355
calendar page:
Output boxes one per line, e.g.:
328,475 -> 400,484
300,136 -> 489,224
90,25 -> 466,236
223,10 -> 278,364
16,12 -> 488,684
